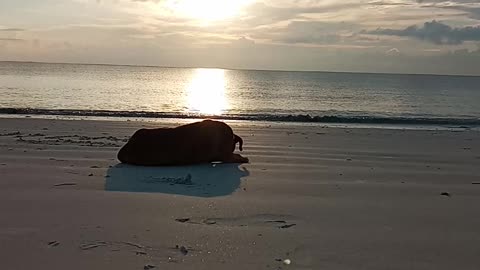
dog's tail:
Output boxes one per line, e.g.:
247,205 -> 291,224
234,134 -> 243,151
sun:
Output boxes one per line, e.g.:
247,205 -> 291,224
186,68 -> 229,115
165,0 -> 252,22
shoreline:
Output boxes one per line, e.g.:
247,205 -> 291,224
1,113 -> 479,132
1,117 -> 479,269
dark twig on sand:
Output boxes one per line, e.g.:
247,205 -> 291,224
48,241 -> 60,247
175,218 -> 190,223
266,220 -> 287,224
279,224 -> 297,229
121,241 -> 144,249
53,182 -> 77,187
80,242 -> 107,250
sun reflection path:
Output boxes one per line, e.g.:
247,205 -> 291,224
186,68 -> 228,115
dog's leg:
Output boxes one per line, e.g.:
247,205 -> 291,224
222,153 -> 249,164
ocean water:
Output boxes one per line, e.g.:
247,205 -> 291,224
1,61 -> 480,125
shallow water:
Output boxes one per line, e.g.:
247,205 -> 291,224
1,61 -> 479,125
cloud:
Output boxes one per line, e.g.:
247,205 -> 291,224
0,38 -> 24,41
241,1 -> 364,26
415,0 -> 480,3
436,5 -> 480,20
262,20 -> 359,45
230,36 -> 255,48
365,20 -> 480,44
409,0 -> 480,20
0,28 -> 25,43
386,47 -> 400,55
0,28 -> 25,32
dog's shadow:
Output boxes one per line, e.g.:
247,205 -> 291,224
105,163 -> 249,197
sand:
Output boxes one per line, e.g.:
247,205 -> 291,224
0,117 -> 479,270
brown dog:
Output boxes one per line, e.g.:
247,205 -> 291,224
117,120 -> 248,166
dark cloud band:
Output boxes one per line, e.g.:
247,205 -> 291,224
365,20 -> 480,45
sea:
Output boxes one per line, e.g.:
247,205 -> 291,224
1,61 -> 480,127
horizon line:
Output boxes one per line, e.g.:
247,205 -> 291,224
1,60 -> 479,78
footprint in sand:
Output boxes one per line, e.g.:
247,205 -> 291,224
175,214 -> 298,229
78,240 -> 197,264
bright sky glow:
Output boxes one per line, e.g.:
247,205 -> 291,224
164,0 -> 252,22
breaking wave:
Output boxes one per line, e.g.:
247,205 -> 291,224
1,108 -> 479,126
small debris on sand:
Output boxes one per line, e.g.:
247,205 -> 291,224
0,131 -> 21,136
175,218 -> 190,223
266,220 -> 287,224
53,182 -> 77,187
147,174 -> 194,185
80,242 -> 106,250
180,246 -> 188,255
88,173 -> 94,176
48,241 -> 60,247
279,224 -> 296,229
90,165 -> 100,168
440,192 -> 451,197
136,251 -> 147,255
144,264 -> 155,270
283,259 -> 291,265
203,219 -> 217,225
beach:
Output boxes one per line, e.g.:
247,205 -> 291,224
1,117 -> 479,270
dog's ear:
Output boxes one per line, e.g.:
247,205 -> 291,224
234,134 -> 243,151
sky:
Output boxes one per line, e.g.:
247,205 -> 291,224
1,0 -> 480,75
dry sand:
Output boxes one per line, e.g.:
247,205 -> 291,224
0,117 -> 479,270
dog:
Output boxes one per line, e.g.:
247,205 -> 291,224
117,120 -> 249,166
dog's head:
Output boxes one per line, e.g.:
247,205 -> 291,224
234,134 -> 243,151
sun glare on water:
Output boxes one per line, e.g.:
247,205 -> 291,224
186,69 -> 228,115
165,0 -> 252,22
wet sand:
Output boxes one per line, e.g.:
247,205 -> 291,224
0,117 -> 479,270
